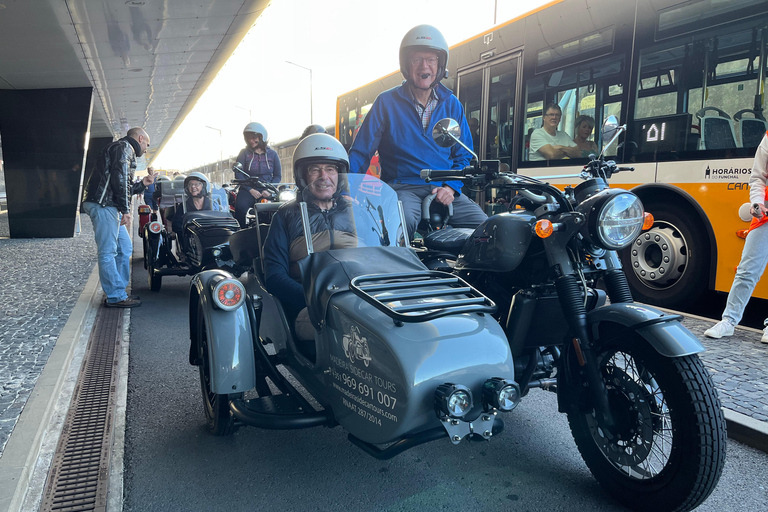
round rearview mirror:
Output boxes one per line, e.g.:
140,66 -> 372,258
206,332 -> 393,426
602,115 -> 619,142
432,118 -> 461,148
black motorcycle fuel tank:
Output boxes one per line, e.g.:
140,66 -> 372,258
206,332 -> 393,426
456,211 -> 535,272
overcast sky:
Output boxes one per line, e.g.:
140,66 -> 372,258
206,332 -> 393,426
152,0 -> 552,171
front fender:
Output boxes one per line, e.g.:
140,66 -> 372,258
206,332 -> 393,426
190,270 -> 256,394
587,303 -> 705,357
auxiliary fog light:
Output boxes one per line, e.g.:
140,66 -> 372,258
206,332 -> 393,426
212,248 -> 222,258
482,378 -> 521,412
434,383 -> 473,419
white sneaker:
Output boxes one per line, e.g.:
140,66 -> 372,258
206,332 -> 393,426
761,327 -> 768,344
704,320 -> 734,339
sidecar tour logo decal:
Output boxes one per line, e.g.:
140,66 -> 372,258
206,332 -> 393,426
342,325 -> 372,367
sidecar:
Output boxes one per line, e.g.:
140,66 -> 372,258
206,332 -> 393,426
188,174 -> 520,457
144,174 -> 241,291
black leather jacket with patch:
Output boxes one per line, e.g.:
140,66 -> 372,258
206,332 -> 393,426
82,137 -> 146,214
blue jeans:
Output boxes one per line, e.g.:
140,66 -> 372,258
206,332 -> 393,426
722,222 -> 768,326
83,202 -> 132,303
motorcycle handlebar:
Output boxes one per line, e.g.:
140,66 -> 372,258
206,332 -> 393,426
420,168 -> 467,180
616,166 -> 635,172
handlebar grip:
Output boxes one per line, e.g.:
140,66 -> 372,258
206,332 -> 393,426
420,169 -> 462,180
616,166 -> 635,172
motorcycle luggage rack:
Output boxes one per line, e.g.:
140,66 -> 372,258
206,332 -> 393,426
190,216 -> 240,229
350,271 -> 496,324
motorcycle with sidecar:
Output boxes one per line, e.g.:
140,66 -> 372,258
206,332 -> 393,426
143,173 -> 241,291
188,120 -> 725,511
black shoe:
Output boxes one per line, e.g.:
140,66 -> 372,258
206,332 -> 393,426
105,297 -> 142,308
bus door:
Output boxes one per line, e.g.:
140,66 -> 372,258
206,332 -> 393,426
457,53 -> 521,210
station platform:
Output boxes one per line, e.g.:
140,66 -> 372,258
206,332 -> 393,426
0,215 -> 767,511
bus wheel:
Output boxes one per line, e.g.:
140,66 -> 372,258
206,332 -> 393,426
619,203 -> 709,309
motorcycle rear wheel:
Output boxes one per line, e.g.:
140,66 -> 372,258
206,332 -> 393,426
197,303 -> 239,436
566,335 -> 725,511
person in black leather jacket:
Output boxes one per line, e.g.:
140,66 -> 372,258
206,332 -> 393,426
263,134 -> 355,336
82,127 -> 155,308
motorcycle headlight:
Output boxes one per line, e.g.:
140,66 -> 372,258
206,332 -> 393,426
579,189 -> 644,250
434,383 -> 473,419
278,190 -> 296,202
482,378 -> 520,412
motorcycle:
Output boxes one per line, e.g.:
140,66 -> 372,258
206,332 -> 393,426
414,116 -> 726,510
143,174 -> 241,291
188,118 -> 725,511
232,162 -> 297,226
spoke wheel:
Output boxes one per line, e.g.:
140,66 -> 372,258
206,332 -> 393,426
567,333 -> 726,511
197,303 -> 238,436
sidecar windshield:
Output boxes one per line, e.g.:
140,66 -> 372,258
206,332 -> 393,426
300,174 -> 408,252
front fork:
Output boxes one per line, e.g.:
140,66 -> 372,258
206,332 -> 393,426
552,245 -> 633,428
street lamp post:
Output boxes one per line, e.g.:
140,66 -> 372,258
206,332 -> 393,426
205,125 -> 223,181
235,105 -> 251,122
285,60 -> 313,124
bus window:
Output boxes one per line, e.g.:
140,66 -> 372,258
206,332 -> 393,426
458,69 -> 483,156
522,55 -> 625,164
630,23 -> 767,160
487,58 -> 518,169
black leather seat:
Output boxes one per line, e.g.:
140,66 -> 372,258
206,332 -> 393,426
423,228 -> 474,254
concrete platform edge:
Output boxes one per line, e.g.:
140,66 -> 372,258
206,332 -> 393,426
723,408 -> 768,454
0,266 -> 101,512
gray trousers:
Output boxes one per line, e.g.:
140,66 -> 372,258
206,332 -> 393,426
390,183 -> 487,239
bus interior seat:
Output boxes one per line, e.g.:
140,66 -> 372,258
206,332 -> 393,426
696,107 -> 737,150
734,109 -> 768,148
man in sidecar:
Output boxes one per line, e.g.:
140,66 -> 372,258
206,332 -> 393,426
262,133 -> 356,339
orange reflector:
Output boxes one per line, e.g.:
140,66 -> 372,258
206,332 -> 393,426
138,205 -> 151,214
642,212 -> 654,231
259,198 -> 269,203
216,282 -> 243,308
535,219 -> 554,238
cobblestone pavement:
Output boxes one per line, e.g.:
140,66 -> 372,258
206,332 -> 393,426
0,216 -> 96,457
683,315 -> 768,422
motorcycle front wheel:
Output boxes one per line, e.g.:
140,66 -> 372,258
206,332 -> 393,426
566,334 -> 726,512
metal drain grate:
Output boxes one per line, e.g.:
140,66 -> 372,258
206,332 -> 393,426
40,306 -> 123,512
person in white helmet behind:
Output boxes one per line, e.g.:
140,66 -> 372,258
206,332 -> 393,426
348,24 -> 487,239
263,133 -> 357,339
234,122 -> 282,227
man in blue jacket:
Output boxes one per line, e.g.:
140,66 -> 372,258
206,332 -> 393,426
348,24 -> 487,238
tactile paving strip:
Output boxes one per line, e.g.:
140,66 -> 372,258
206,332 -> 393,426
40,306 -> 122,512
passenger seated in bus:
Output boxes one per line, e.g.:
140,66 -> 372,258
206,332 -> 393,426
529,103 -> 582,161
468,116 -> 481,155
263,134 -> 356,340
167,173 -> 213,235
573,115 -> 599,157
348,24 -> 487,239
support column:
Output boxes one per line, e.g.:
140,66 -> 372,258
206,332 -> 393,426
0,87 -> 93,238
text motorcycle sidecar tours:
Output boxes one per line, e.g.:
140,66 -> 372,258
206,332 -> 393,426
188,125 -> 726,512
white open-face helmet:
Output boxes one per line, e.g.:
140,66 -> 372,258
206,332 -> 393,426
292,133 -> 349,188
243,122 -> 268,143
399,24 -> 449,84
184,171 -> 210,196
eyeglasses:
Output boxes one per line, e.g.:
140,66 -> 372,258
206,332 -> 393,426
307,165 -> 339,177
544,113 -> 562,119
409,56 -> 438,67
245,133 -> 262,140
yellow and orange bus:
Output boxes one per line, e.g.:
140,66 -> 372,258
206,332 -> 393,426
336,0 -> 768,309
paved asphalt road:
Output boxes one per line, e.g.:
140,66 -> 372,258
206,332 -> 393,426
123,236 -> 768,512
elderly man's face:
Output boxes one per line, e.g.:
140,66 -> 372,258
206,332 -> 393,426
543,108 -> 562,131
305,164 -> 339,203
407,50 -> 439,90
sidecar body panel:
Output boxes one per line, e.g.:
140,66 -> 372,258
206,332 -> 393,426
456,211 -> 535,272
587,302 -> 705,357
318,292 -> 515,445
191,270 -> 257,394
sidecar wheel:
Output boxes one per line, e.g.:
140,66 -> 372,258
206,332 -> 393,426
197,303 -> 238,436
566,333 -> 726,512
142,238 -> 148,270
146,245 -> 162,292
